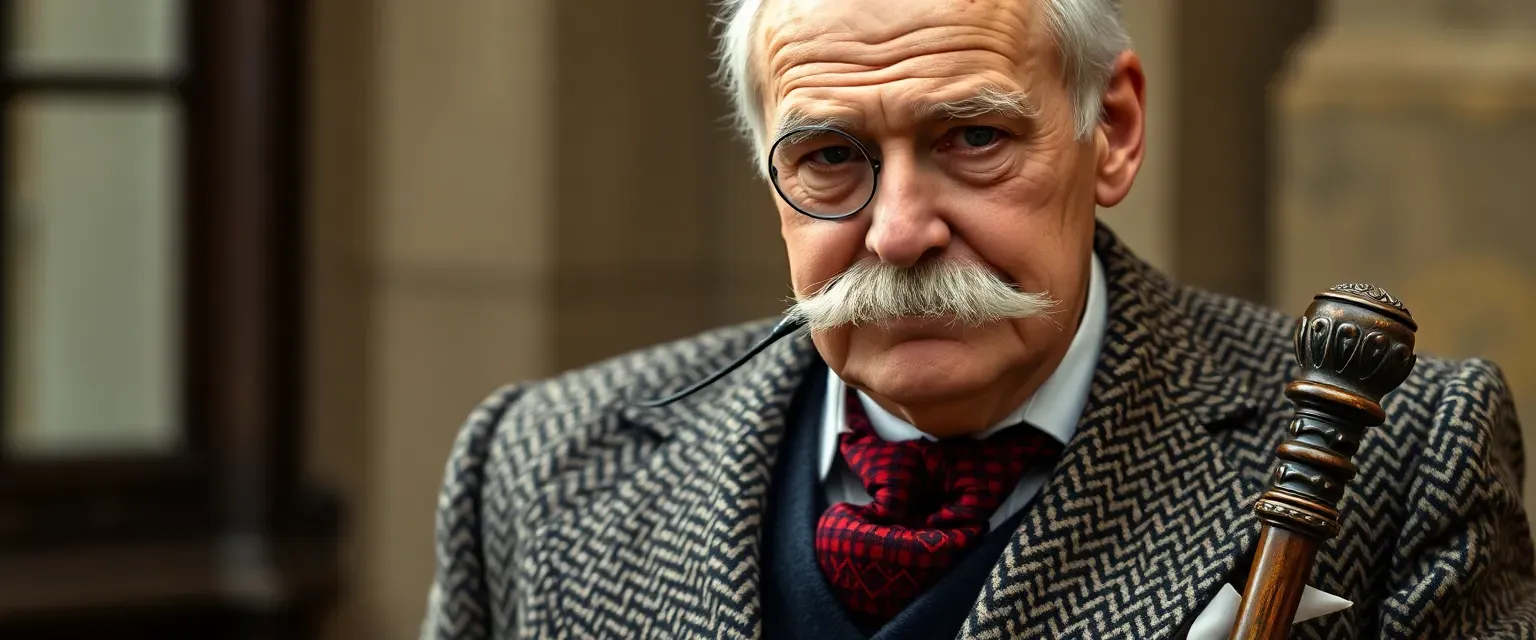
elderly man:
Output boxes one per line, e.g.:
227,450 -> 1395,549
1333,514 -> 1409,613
421,0 -> 1536,638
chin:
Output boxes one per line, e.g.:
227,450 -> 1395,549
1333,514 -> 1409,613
851,338 -> 1006,406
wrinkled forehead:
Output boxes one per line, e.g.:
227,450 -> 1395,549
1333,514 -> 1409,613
758,0 -> 1038,47
756,0 -> 1058,133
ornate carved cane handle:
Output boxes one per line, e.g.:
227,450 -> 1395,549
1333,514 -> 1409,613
1253,284 -> 1418,539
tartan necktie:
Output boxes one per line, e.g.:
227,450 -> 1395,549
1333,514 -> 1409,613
815,389 -> 1061,628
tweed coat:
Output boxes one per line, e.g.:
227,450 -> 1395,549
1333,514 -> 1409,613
421,224 -> 1536,639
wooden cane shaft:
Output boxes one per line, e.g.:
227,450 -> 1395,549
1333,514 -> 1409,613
1229,526 -> 1319,640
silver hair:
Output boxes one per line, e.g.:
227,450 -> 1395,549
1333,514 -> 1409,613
714,0 -> 1130,173
785,258 -> 1059,331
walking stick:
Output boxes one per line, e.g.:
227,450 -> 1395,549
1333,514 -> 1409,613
1228,284 -> 1418,639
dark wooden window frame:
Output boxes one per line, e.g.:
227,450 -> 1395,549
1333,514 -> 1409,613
0,1 -> 337,636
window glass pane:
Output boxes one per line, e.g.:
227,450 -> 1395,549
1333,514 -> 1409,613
9,0 -> 182,75
4,95 -> 182,457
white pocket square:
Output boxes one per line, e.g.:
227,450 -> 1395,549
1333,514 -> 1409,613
1186,583 -> 1352,640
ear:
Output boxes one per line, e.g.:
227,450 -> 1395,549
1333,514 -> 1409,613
1094,50 -> 1146,207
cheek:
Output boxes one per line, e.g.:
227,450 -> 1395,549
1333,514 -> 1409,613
949,157 -> 1063,243
955,139 -> 1073,215
809,328 -> 852,371
779,203 -> 868,295
944,149 -> 1079,288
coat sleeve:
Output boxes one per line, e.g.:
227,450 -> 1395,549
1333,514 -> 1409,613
421,385 -> 523,640
1379,359 -> 1536,638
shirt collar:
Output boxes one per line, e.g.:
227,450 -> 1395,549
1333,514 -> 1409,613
818,252 -> 1108,480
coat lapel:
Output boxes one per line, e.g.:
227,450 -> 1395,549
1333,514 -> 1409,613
607,328 -> 817,639
960,226 -> 1265,639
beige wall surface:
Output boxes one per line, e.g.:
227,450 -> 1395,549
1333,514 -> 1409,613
309,0 -> 556,637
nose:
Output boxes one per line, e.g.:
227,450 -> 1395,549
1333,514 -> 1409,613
864,153 -> 950,268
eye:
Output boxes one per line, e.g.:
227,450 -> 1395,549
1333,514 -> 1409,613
956,126 -> 1002,148
809,145 -> 855,165
939,125 -> 1010,153
961,127 -> 998,147
936,125 -> 1014,178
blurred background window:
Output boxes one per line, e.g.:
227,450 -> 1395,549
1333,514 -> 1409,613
5,0 -> 184,458
0,1 -> 335,638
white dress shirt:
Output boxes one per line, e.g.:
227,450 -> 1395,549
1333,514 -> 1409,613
818,253 -> 1108,529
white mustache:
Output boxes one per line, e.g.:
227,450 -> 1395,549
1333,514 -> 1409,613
784,259 -> 1058,331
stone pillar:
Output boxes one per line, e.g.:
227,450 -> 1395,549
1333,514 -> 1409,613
1173,0 -> 1317,300
552,0 -> 725,368
305,1 -> 377,637
372,0 -> 560,634
369,0 -> 561,635
1272,1 -> 1536,497
309,0 -> 559,637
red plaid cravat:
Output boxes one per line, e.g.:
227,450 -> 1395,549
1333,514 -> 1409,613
815,389 -> 1061,627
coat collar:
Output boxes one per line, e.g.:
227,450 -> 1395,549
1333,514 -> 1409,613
618,222 -> 1264,638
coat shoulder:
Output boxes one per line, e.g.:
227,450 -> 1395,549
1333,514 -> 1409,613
1176,282 -> 1527,509
448,317 -> 782,476
1387,354 -> 1524,491
1176,284 -> 1298,399
1175,283 -> 1519,451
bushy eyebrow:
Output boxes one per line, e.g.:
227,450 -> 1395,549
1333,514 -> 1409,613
773,109 -> 856,140
920,85 -> 1041,122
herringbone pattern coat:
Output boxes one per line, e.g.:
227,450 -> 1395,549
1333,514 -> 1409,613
421,224 -> 1536,639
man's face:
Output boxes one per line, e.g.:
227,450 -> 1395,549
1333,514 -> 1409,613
757,0 -> 1140,433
